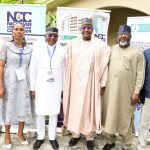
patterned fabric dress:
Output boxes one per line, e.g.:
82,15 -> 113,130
0,41 -> 33,125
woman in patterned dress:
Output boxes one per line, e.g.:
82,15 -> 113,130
0,23 -> 33,149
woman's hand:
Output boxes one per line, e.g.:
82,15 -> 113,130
30,91 -> 36,100
0,60 -> 5,99
0,85 -> 4,98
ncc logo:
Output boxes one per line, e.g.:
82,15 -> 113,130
7,11 -> 32,22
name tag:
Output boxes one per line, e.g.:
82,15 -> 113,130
16,68 -> 25,81
46,71 -> 55,82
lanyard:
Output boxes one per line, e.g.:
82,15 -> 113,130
19,48 -> 23,67
46,44 -> 56,68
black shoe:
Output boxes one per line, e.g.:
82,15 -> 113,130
103,143 -> 115,150
86,140 -> 94,150
49,140 -> 59,149
69,137 -> 80,146
33,140 -> 44,149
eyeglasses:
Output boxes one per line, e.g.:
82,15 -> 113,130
47,34 -> 58,38
81,26 -> 93,30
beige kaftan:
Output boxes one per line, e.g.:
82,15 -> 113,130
63,37 -> 110,135
102,44 -> 145,136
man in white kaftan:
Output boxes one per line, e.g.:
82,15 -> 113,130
30,27 -> 65,150
102,24 -> 145,150
63,18 -> 110,150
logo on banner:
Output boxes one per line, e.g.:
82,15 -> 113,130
7,11 -> 32,33
94,34 -> 106,41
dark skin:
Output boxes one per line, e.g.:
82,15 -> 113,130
81,24 -> 93,41
12,24 -> 25,45
131,94 -> 140,105
45,32 -> 58,46
100,87 -> 105,95
117,32 -> 140,105
117,32 -> 131,48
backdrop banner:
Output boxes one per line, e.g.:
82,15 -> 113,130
0,4 -> 46,46
127,16 -> 150,50
0,4 -> 46,133
127,16 -> 150,137
57,7 -> 110,44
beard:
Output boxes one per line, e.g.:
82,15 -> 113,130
119,40 -> 130,46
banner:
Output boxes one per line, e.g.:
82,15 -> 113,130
0,4 -> 46,46
127,16 -> 150,51
127,16 -> 150,137
0,4 -> 46,133
57,7 -> 110,44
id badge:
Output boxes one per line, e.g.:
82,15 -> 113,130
47,69 -> 53,75
46,69 -> 55,82
16,68 -> 25,81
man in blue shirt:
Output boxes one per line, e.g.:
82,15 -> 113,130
137,48 -> 150,150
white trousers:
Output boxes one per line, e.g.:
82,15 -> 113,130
36,114 -> 57,140
137,98 -> 150,150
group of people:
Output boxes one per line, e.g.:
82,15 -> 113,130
0,17 -> 149,150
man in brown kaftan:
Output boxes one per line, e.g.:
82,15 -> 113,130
63,18 -> 110,150
102,24 -> 145,150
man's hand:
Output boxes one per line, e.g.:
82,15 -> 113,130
100,87 -> 105,95
30,91 -> 36,100
0,85 -> 4,99
131,94 -> 140,105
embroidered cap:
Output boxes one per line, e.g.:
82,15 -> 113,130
46,27 -> 58,33
81,18 -> 93,26
117,24 -> 131,34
